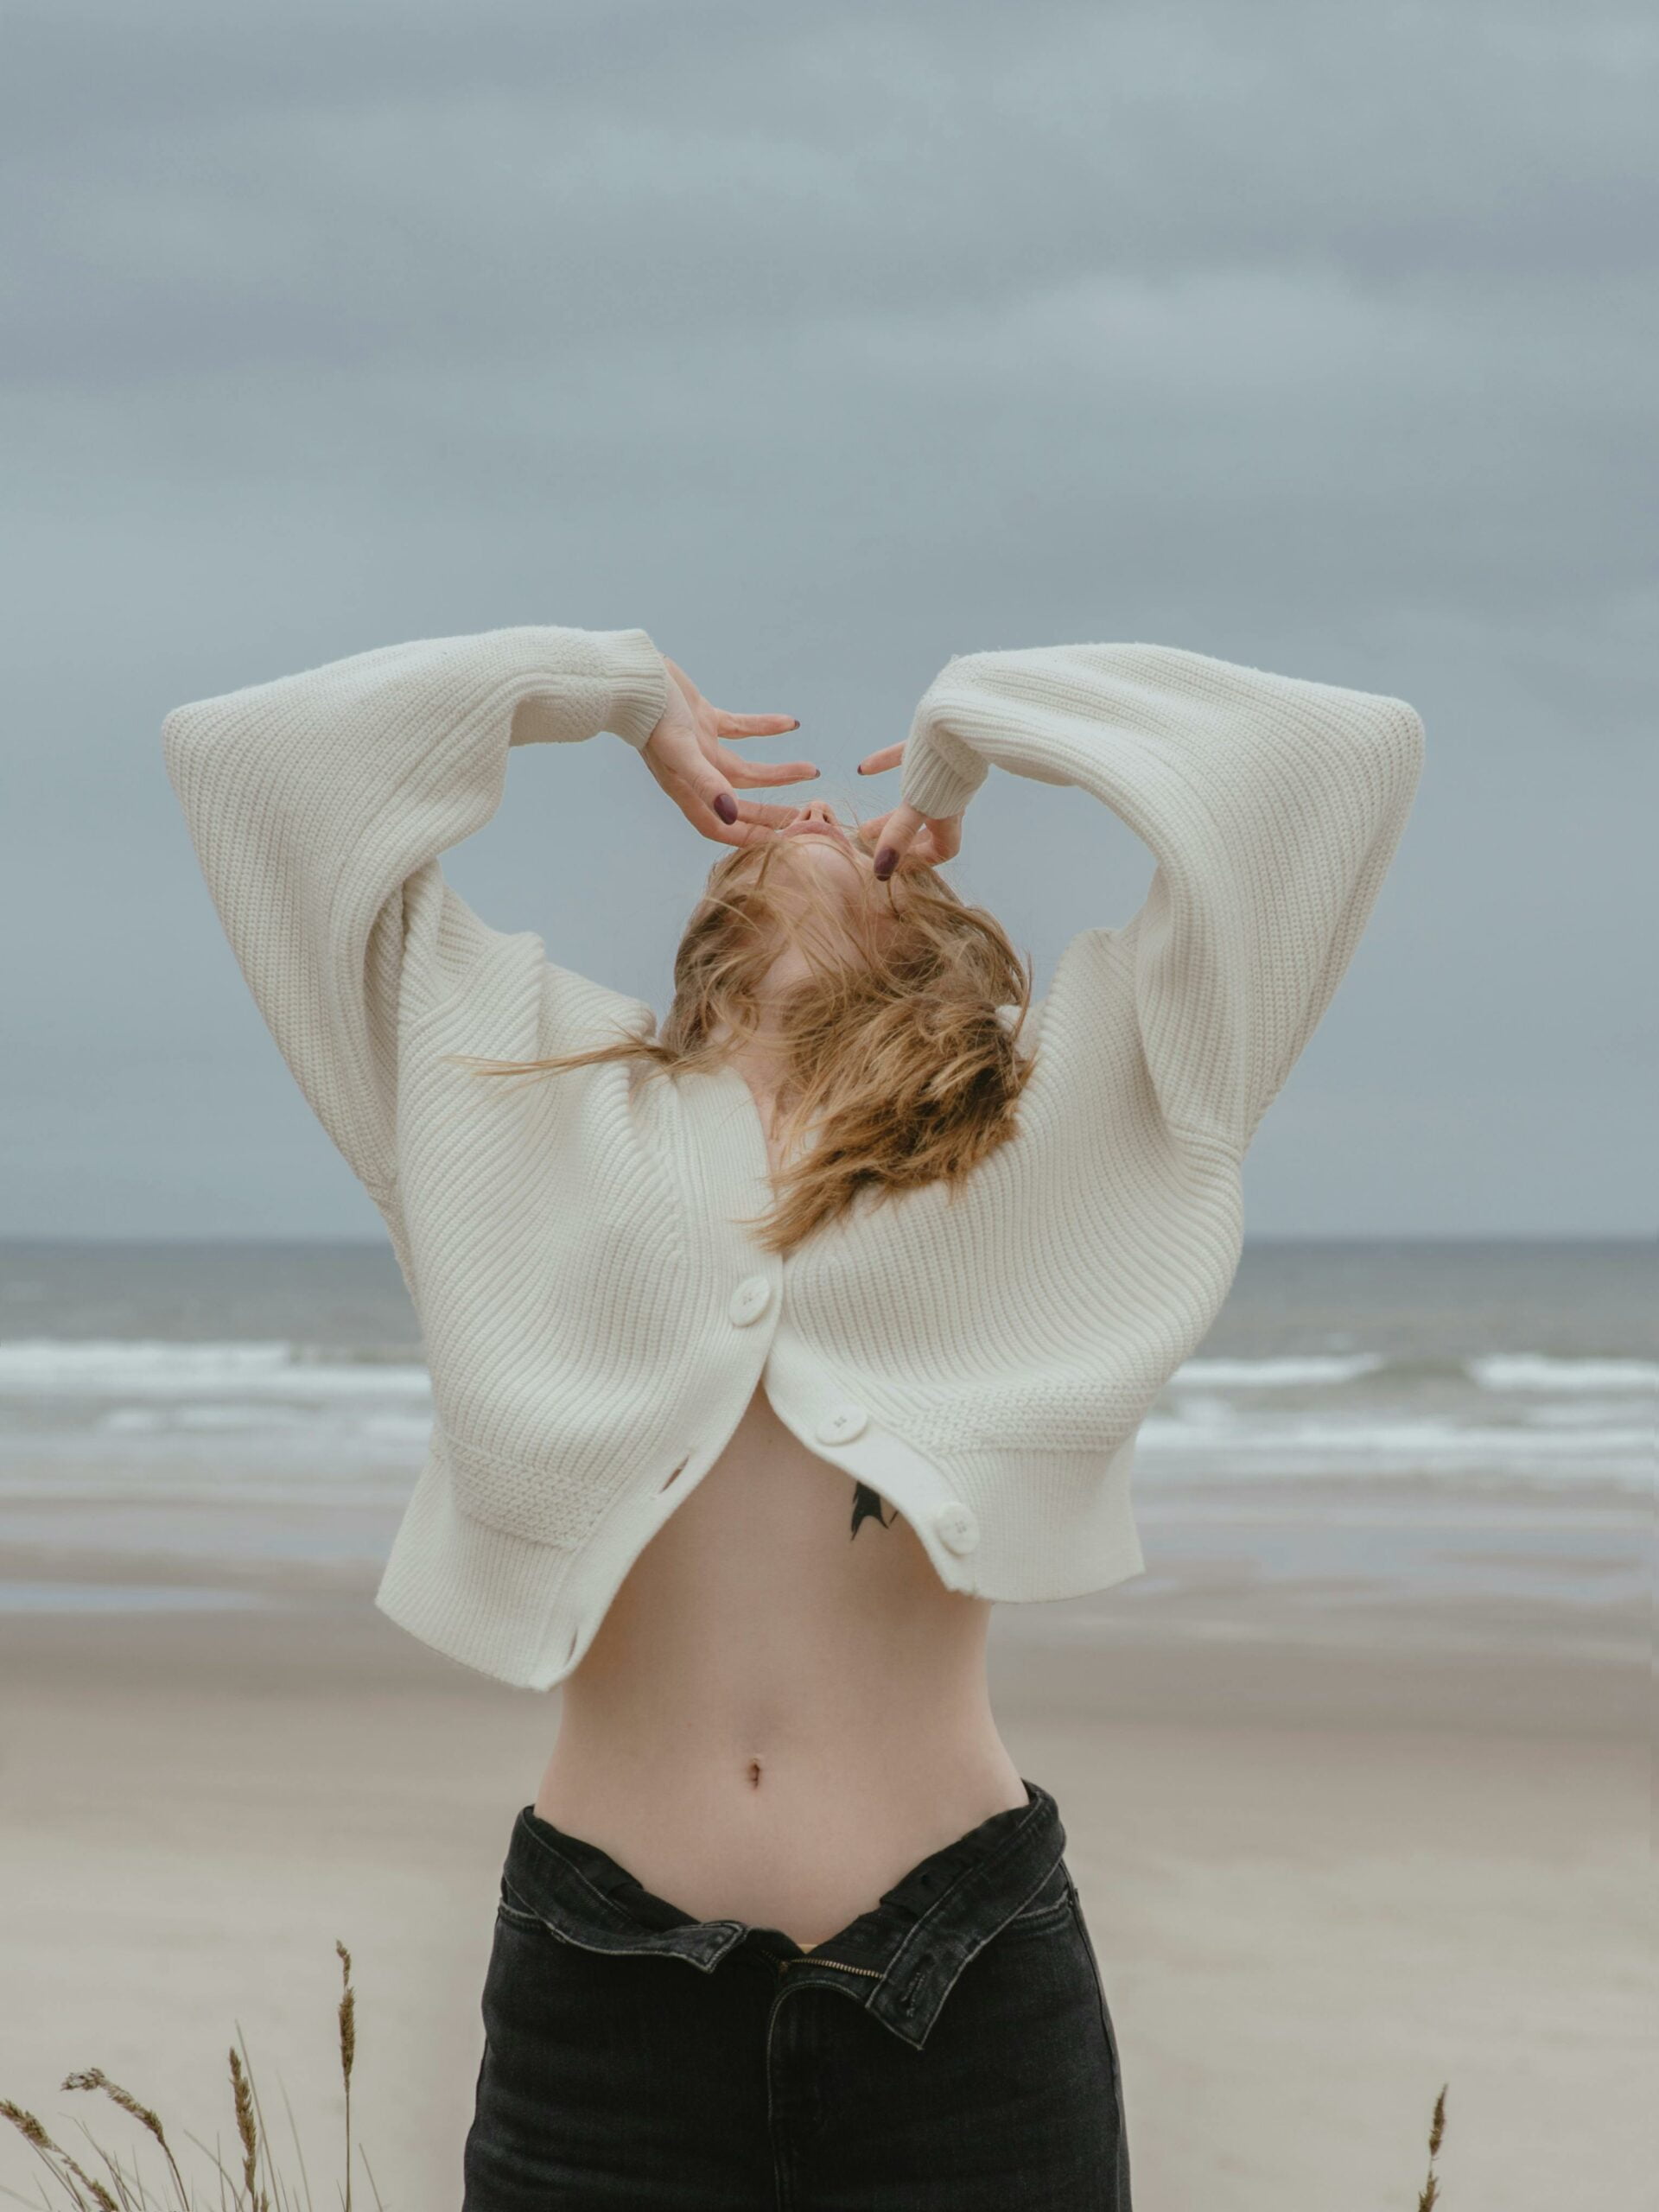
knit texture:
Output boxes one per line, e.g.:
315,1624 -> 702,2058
163,623 -> 1424,1690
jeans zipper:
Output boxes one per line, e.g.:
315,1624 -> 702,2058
777,1956 -> 884,1979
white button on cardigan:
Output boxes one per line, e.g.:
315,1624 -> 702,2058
815,1404 -> 869,1446
728,1275 -> 773,1327
933,1502 -> 980,1556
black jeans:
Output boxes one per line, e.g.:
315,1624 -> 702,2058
461,1777 -> 1130,2209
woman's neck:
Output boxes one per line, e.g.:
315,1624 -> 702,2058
712,953 -> 807,1109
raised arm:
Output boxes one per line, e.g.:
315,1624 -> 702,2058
892,641 -> 1426,1152
161,625 -> 671,1209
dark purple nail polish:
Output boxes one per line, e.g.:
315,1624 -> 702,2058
874,846 -> 897,881
713,791 -> 738,824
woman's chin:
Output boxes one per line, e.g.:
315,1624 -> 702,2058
787,828 -> 887,894
713,829 -> 880,927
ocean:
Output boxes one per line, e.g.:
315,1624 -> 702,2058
1,1237 -> 1649,1644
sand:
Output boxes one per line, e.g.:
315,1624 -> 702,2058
0,1506 -> 1647,2212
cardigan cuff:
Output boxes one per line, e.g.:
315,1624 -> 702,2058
899,715 -> 988,821
595,626 -> 671,751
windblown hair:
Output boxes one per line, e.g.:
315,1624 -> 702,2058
451,832 -> 1035,1255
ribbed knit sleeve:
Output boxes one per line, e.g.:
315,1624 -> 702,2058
162,624 -> 670,1205
899,643 -> 1425,1151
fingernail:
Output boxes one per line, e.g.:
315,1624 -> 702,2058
713,792 -> 738,824
874,846 -> 897,881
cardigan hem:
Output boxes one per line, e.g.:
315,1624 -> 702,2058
373,1428 -> 1153,1694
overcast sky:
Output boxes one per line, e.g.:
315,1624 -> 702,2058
3,0 -> 1652,1240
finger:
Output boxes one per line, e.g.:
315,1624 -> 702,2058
855,809 -> 925,847
691,817 -> 772,849
645,733 -> 774,834
676,785 -> 803,846
728,796 -> 804,827
855,742 -> 905,777
851,809 -> 907,856
854,809 -> 956,872
674,755 -> 746,828
712,746 -> 821,787
715,713 -> 802,737
880,821 -> 946,868
872,802 -> 926,882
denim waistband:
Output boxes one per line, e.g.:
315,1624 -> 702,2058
499,1777 -> 1068,2050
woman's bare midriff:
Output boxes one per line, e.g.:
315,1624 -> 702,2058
533,1377 -> 1027,1949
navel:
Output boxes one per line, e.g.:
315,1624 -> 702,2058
746,1756 -> 764,1789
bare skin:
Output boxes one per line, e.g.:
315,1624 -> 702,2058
533,660 -> 1022,1948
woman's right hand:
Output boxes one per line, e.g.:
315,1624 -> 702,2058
642,657 -> 819,848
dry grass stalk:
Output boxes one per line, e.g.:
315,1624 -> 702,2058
0,2103 -> 50,2152
334,1943 -> 353,2212
63,2071 -> 189,2209
51,2143 -> 119,2211
1,2098 -> 113,2209
62,2120 -> 138,2212
234,2028 -> 293,2212
1417,2082 -> 1449,2209
226,2052 -> 266,2212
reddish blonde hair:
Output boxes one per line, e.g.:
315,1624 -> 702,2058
451,830 -> 1034,1255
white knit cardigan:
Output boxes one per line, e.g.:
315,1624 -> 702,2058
162,625 -> 1424,1690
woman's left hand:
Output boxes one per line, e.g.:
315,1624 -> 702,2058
855,742 -> 964,880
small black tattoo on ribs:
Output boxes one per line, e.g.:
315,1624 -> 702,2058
849,1481 -> 895,1539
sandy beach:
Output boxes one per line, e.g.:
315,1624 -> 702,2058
0,1484 -> 1645,2212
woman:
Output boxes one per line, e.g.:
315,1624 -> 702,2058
163,620 -> 1424,2209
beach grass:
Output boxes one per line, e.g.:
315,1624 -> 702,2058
1,1942 -> 379,2212
1417,2083 -> 1450,2209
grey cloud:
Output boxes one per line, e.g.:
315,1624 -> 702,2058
1,0 -> 1654,1236
4,3 -> 1653,382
